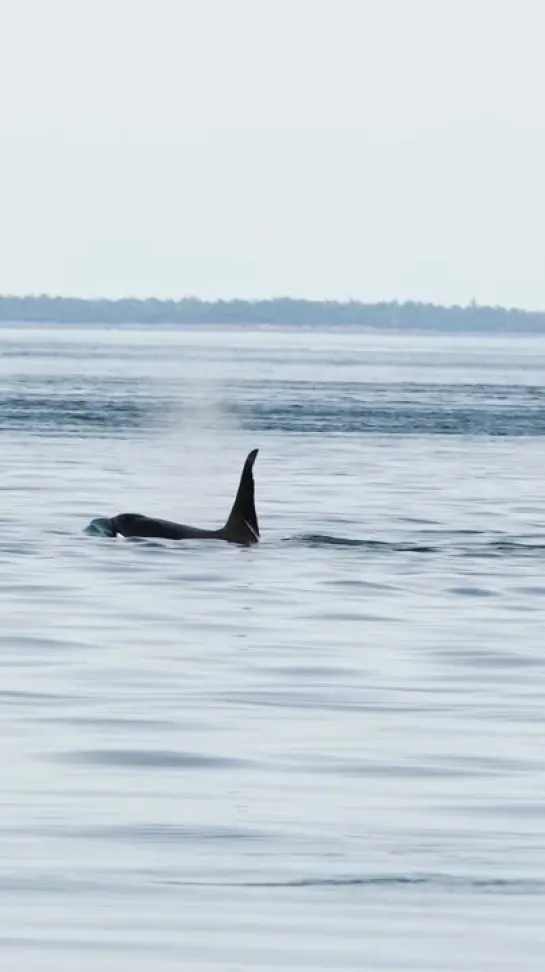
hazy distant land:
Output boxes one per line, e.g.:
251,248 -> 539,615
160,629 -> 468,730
1,295 -> 545,332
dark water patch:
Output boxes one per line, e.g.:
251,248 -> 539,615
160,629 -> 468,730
396,516 -> 441,525
32,716 -> 178,731
439,648 -> 545,669
0,635 -> 75,651
0,394 -> 157,435
2,583 -> 71,597
165,873 -> 545,893
489,540 -> 545,555
55,748 -> 247,770
231,381 -> 545,436
286,533 -> 545,560
287,534 -> 438,553
286,533 -> 372,548
0,690 -> 70,705
229,382 -> 545,437
310,609 -> 392,623
448,585 -> 498,597
328,578 -> 396,591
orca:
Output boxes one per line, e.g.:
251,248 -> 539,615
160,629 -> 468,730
85,449 -> 260,546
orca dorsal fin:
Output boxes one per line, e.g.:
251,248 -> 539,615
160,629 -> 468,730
220,449 -> 260,545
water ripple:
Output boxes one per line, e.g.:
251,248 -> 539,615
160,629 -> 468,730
55,749 -> 247,769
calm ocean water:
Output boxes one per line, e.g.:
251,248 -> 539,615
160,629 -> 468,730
1,323 -> 545,970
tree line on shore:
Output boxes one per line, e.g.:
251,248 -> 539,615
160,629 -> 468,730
0,295 -> 544,331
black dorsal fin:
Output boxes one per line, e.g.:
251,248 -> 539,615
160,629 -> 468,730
220,449 -> 260,545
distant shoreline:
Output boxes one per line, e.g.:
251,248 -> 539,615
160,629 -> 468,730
1,295 -> 545,332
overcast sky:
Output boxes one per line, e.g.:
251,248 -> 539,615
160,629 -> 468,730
1,0 -> 544,307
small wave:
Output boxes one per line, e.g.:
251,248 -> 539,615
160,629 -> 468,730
165,873 -> 545,893
287,534 -> 438,553
489,540 -> 545,553
55,749 -> 246,770
286,533 -> 545,558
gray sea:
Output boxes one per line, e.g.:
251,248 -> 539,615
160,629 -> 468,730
1,323 -> 545,971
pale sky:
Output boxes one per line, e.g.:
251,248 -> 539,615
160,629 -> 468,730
1,0 -> 544,307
